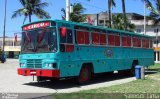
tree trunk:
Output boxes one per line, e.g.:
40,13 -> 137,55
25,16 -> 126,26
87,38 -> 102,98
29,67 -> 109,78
108,0 -> 111,28
29,14 -> 31,23
122,0 -> 127,30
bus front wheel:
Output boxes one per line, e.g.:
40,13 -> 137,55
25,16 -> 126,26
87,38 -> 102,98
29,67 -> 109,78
77,66 -> 91,84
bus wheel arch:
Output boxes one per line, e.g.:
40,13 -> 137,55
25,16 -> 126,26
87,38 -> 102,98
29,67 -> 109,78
77,63 -> 94,84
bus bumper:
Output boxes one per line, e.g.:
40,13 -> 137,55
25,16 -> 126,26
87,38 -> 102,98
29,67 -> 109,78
17,68 -> 60,78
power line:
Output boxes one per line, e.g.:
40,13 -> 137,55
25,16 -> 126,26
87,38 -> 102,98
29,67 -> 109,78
73,0 -> 106,11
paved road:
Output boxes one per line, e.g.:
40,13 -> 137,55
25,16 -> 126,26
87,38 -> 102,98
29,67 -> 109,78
0,59 -> 136,94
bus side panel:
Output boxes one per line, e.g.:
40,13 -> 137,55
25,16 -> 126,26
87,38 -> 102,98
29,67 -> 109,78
58,46 -> 154,77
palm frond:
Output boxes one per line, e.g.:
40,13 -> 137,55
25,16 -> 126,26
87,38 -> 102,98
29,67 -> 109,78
11,0 -> 51,22
11,8 -> 28,18
34,2 -> 49,8
146,0 -> 160,25
61,8 -> 66,20
34,8 -> 51,19
111,0 -> 116,7
19,0 -> 26,7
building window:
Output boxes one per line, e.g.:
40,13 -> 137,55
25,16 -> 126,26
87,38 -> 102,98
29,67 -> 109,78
154,28 -> 159,33
136,29 -> 141,33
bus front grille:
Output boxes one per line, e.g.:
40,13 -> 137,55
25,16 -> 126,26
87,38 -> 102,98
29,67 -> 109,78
27,59 -> 42,68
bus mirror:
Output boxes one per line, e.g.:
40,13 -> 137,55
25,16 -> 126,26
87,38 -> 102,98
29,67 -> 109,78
60,27 -> 66,37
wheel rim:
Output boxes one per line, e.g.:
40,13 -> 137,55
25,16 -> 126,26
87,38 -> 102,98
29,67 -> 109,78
79,67 -> 90,82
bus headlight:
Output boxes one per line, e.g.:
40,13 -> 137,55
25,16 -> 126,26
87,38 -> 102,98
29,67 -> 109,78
45,63 -> 53,68
44,63 -> 57,68
20,63 -> 26,67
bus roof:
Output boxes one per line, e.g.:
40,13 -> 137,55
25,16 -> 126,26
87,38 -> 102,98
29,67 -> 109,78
22,19 -> 151,38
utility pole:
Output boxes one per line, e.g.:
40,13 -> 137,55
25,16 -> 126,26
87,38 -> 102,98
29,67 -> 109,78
1,0 -> 7,63
2,0 -> 7,54
66,0 -> 70,21
156,28 -> 159,63
144,0 -> 146,35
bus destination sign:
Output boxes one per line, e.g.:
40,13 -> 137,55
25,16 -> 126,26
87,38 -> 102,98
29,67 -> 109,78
23,21 -> 50,31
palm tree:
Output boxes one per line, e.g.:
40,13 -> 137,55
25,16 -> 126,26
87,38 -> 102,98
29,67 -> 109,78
112,14 -> 135,32
121,0 -> 127,30
61,3 -> 87,22
146,0 -> 160,24
108,0 -> 116,28
12,0 -> 51,24
121,0 -> 152,30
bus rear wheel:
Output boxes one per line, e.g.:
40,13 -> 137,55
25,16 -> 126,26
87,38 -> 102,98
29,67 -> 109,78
77,66 -> 91,84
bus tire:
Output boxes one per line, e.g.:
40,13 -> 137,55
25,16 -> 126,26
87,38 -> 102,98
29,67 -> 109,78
130,60 -> 139,76
77,66 -> 92,84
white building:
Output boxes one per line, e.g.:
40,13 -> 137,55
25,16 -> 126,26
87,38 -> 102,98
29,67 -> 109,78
88,12 -> 160,63
0,37 -> 21,58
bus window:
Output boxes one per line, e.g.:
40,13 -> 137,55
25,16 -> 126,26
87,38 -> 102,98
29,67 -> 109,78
108,34 -> 114,46
60,28 -> 73,44
84,32 -> 89,44
122,36 -> 127,46
76,30 -> 89,44
59,27 -> 74,52
92,32 -> 100,45
100,34 -> 106,45
127,36 -> 131,47
142,38 -> 149,48
115,35 -> 120,46
133,37 -> 141,48
150,39 -> 153,48
146,39 -> 149,48
108,33 -> 120,46
91,28 -> 106,45
122,35 -> 131,47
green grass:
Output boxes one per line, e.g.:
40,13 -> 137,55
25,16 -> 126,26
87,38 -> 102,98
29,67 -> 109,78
53,64 -> 160,99
80,64 -> 160,93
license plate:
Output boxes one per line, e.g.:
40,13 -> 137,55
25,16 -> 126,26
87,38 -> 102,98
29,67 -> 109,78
30,71 -> 36,75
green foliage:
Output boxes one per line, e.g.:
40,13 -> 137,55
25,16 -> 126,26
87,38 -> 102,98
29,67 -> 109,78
146,0 -> 160,25
61,3 -> 87,22
12,0 -> 51,23
112,14 -> 135,32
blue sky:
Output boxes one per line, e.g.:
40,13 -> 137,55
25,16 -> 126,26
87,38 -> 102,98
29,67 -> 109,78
0,0 -> 151,37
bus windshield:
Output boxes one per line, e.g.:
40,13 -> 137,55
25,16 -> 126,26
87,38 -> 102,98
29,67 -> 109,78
21,28 -> 57,53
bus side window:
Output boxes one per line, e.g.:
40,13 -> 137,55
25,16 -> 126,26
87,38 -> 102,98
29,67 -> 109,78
142,38 -> 149,48
108,33 -> 120,46
108,34 -> 115,46
59,27 -> 74,52
122,35 -> 131,47
122,36 -> 127,46
76,30 -> 89,45
133,37 -> 141,48
150,39 -> 153,48
115,35 -> 120,46
100,33 -> 106,45
92,32 -> 100,45
60,28 -> 73,43
67,29 -> 73,43
127,36 -> 131,47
